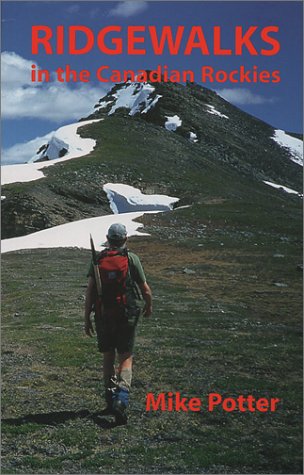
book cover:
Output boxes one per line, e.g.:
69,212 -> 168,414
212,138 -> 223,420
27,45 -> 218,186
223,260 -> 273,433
1,1 -> 303,473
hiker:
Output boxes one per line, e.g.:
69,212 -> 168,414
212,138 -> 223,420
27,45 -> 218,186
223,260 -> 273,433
84,223 -> 152,424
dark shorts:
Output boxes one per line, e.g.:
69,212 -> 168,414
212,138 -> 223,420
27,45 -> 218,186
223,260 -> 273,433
94,306 -> 140,354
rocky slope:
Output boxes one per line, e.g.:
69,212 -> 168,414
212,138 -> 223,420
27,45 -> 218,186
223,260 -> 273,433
1,80 -> 302,239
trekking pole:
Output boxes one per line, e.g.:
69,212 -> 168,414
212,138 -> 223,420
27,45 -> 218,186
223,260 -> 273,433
90,234 -> 103,315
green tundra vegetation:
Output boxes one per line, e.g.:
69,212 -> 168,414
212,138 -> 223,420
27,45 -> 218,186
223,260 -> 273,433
2,81 -> 302,473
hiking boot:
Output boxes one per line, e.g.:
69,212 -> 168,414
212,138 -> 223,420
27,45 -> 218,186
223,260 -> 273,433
112,399 -> 128,425
100,405 -> 113,416
101,388 -> 114,415
102,375 -> 119,415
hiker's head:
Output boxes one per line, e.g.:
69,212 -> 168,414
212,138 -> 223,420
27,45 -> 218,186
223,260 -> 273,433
107,223 -> 127,248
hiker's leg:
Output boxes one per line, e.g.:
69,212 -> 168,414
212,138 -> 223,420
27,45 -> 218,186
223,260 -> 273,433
112,314 -> 137,424
103,350 -> 116,381
117,352 -> 133,390
112,352 -> 132,424
103,351 -> 116,409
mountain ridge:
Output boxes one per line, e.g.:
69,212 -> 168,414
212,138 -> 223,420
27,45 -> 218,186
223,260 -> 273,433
1,80 -> 302,239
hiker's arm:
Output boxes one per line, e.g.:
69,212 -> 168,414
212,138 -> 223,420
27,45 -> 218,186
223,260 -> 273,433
84,276 -> 95,337
139,282 -> 152,317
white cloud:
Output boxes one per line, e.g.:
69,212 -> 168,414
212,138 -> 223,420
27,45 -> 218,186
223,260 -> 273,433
108,1 -> 148,17
1,51 -> 107,122
1,51 -> 39,89
2,133 -> 54,165
215,88 -> 276,105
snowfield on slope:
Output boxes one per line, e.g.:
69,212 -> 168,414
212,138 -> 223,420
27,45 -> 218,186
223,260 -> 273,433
103,183 -> 179,214
263,180 -> 302,196
1,212 -> 152,254
1,183 -> 180,253
1,119 -> 101,185
271,130 -> 303,166
206,105 -> 229,119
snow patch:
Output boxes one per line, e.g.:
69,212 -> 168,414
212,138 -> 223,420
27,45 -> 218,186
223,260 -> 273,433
2,163 -> 46,185
271,130 -> 303,166
1,119 -> 101,185
28,119 -> 99,163
96,100 -> 109,109
106,82 -> 161,116
29,136 -> 69,163
263,180 -> 302,196
206,105 -> 229,119
142,94 -> 162,114
165,115 -> 182,131
2,181 -> 181,254
1,212 -> 152,254
189,132 -> 198,143
103,183 -> 179,214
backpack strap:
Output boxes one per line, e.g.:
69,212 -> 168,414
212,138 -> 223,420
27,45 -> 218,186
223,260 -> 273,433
97,247 -> 128,261
126,252 -> 142,300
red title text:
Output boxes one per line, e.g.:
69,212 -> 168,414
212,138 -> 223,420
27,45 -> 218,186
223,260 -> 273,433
31,25 -> 280,56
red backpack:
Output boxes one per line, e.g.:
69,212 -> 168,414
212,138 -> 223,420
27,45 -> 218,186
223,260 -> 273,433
97,249 -> 129,306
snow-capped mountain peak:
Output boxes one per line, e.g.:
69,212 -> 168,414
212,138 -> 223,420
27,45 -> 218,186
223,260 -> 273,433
94,81 -> 162,116
27,120 -> 99,165
29,135 -> 69,163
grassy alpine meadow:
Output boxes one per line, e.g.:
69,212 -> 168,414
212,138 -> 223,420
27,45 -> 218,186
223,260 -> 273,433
1,202 -> 303,474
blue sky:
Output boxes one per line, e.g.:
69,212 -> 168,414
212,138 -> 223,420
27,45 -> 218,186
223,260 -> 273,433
1,0 -> 303,158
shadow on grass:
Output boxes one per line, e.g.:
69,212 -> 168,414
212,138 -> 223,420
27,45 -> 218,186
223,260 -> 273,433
2,409 -> 120,429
